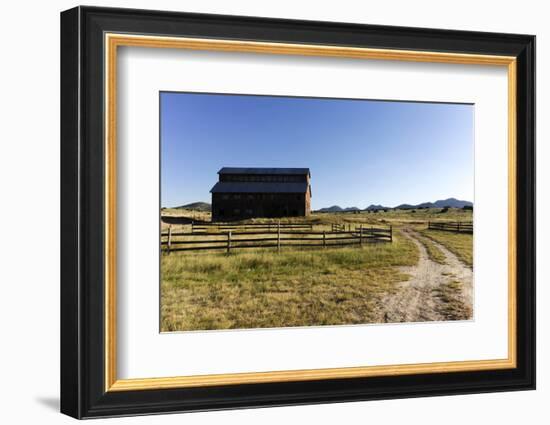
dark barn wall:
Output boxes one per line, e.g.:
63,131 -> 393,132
210,168 -> 312,222
212,192 -> 308,221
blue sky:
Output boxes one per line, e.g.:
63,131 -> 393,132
160,92 -> 473,209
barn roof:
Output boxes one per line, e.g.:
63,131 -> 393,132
218,167 -> 310,176
210,182 -> 309,194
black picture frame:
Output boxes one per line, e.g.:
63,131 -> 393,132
61,5 -> 535,419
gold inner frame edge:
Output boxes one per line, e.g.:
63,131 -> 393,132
104,33 -> 518,392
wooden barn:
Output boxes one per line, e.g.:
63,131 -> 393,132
210,167 -> 311,221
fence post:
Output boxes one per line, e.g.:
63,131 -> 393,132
167,225 -> 172,254
227,231 -> 232,254
390,225 -> 393,242
457,222 -> 461,233
359,225 -> 363,246
277,221 -> 281,253
323,231 -> 326,248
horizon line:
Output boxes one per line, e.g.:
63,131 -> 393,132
162,197 -> 474,210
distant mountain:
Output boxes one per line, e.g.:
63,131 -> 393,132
317,198 -> 472,213
395,198 -> 472,210
415,202 -> 435,209
317,205 -> 361,212
174,202 -> 211,212
395,203 -> 416,210
432,198 -> 473,208
364,204 -> 390,211
317,205 -> 344,212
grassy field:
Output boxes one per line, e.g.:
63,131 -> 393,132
415,233 -> 447,265
419,229 -> 473,267
161,230 -> 418,331
433,280 -> 473,320
160,208 -> 473,331
161,207 -> 473,232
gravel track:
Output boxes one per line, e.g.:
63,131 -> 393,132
377,229 -> 473,323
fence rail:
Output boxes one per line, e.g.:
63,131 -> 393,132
162,224 -> 392,253
428,221 -> 473,234
189,221 -> 312,233
331,223 -> 356,232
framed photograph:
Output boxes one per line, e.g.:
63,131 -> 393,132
60,6 -> 535,419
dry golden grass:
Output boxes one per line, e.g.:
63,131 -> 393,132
161,231 -> 418,331
160,208 -> 473,230
159,209 -> 473,332
432,280 -> 473,320
415,234 -> 447,265
419,229 -> 473,268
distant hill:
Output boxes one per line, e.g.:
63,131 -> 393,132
317,198 -> 472,212
395,198 -> 472,210
432,198 -> 473,208
364,204 -> 390,211
394,203 -> 416,210
317,205 -> 344,213
174,202 -> 211,212
317,206 -> 361,212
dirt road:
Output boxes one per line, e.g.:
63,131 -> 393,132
377,229 -> 473,323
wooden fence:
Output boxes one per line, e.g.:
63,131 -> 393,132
428,221 -> 473,234
190,221 -> 312,234
331,223 -> 355,232
162,224 -> 392,253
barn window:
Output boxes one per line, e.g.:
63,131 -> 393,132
233,194 -> 241,199
247,194 -> 254,200
245,209 -> 253,215
222,194 -> 229,200
233,209 -> 240,215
